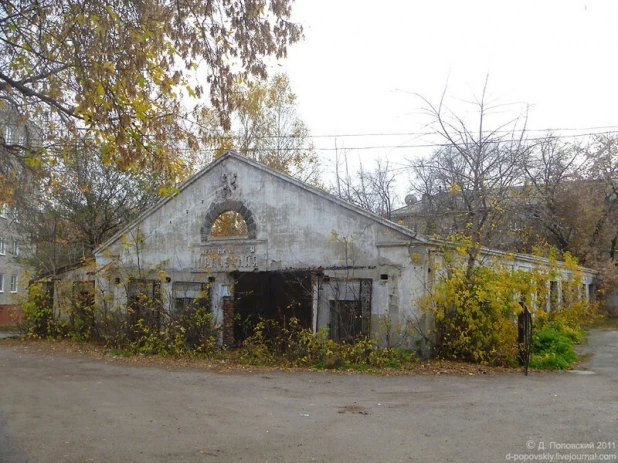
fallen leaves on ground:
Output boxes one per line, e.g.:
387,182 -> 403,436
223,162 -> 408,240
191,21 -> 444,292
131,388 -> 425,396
0,338 -> 521,376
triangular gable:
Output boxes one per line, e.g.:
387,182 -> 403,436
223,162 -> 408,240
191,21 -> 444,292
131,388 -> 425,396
95,151 -> 429,255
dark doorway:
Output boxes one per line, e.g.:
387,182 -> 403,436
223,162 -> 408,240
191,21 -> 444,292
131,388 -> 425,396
70,280 -> 95,334
329,300 -> 362,342
329,279 -> 372,342
232,271 -> 312,344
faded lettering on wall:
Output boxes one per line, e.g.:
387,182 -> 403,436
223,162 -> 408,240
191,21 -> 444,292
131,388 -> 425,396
197,244 -> 265,270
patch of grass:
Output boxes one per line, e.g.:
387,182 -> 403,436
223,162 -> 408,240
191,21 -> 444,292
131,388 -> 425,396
103,348 -> 133,358
349,363 -> 371,372
586,315 -> 618,330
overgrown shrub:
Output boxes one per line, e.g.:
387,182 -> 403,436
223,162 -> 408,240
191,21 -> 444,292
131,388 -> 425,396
20,285 -> 220,357
238,317 -> 415,369
20,283 -> 63,338
527,302 -> 598,370
67,300 -> 96,341
98,298 -> 219,357
420,263 -> 525,366
418,245 -> 597,367
544,300 -> 601,331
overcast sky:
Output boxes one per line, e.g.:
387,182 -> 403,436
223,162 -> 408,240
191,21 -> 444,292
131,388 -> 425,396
274,0 -> 618,198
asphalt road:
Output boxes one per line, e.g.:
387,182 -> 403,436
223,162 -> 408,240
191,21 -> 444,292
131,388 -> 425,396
1,331 -> 617,463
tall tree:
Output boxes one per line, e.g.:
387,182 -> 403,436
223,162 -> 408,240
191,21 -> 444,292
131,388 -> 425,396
412,82 -> 530,272
519,136 -> 582,253
0,0 -> 302,202
333,151 -> 399,219
16,140 -> 162,275
204,73 -> 320,184
576,135 -> 618,262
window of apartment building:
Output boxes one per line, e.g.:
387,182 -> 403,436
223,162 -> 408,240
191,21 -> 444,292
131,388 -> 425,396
10,275 -> 17,293
0,237 -> 5,255
509,220 -> 523,232
0,274 -> 4,292
12,240 -> 18,256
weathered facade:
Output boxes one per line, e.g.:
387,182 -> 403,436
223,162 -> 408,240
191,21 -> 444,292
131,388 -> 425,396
0,103 -> 40,325
90,152 -> 597,347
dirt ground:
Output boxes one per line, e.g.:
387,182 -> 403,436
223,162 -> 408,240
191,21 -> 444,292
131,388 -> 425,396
1,331 -> 617,463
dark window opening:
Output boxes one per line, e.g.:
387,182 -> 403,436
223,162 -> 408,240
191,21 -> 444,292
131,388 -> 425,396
127,279 -> 162,339
330,300 -> 362,342
549,281 -> 559,311
329,279 -> 372,342
72,280 -> 95,306
232,271 -> 312,345
173,282 -> 211,315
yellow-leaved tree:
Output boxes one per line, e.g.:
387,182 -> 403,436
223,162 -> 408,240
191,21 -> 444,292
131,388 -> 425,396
200,73 -> 321,185
0,0 -> 303,203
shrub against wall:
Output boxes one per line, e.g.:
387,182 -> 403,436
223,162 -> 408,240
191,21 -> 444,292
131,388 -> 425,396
239,317 -> 414,369
19,275 -> 220,357
20,282 -> 57,338
418,244 -> 598,367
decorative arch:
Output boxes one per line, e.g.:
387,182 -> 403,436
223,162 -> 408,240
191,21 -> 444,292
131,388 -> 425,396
201,199 -> 257,241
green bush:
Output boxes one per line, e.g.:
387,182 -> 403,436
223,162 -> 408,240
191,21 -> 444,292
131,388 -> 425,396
529,322 -> 583,370
111,301 -> 219,357
54,293 -> 221,358
68,301 -> 96,341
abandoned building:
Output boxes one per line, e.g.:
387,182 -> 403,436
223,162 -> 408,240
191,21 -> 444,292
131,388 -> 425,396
79,151 -> 597,347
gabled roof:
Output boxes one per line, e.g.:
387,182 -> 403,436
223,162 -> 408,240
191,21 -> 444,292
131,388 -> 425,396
95,151 -> 429,255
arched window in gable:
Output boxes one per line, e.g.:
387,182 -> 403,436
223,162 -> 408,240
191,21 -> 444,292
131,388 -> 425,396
201,200 -> 257,242
209,211 -> 248,239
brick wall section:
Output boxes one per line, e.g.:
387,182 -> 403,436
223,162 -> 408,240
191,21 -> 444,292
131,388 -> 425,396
0,305 -> 21,326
